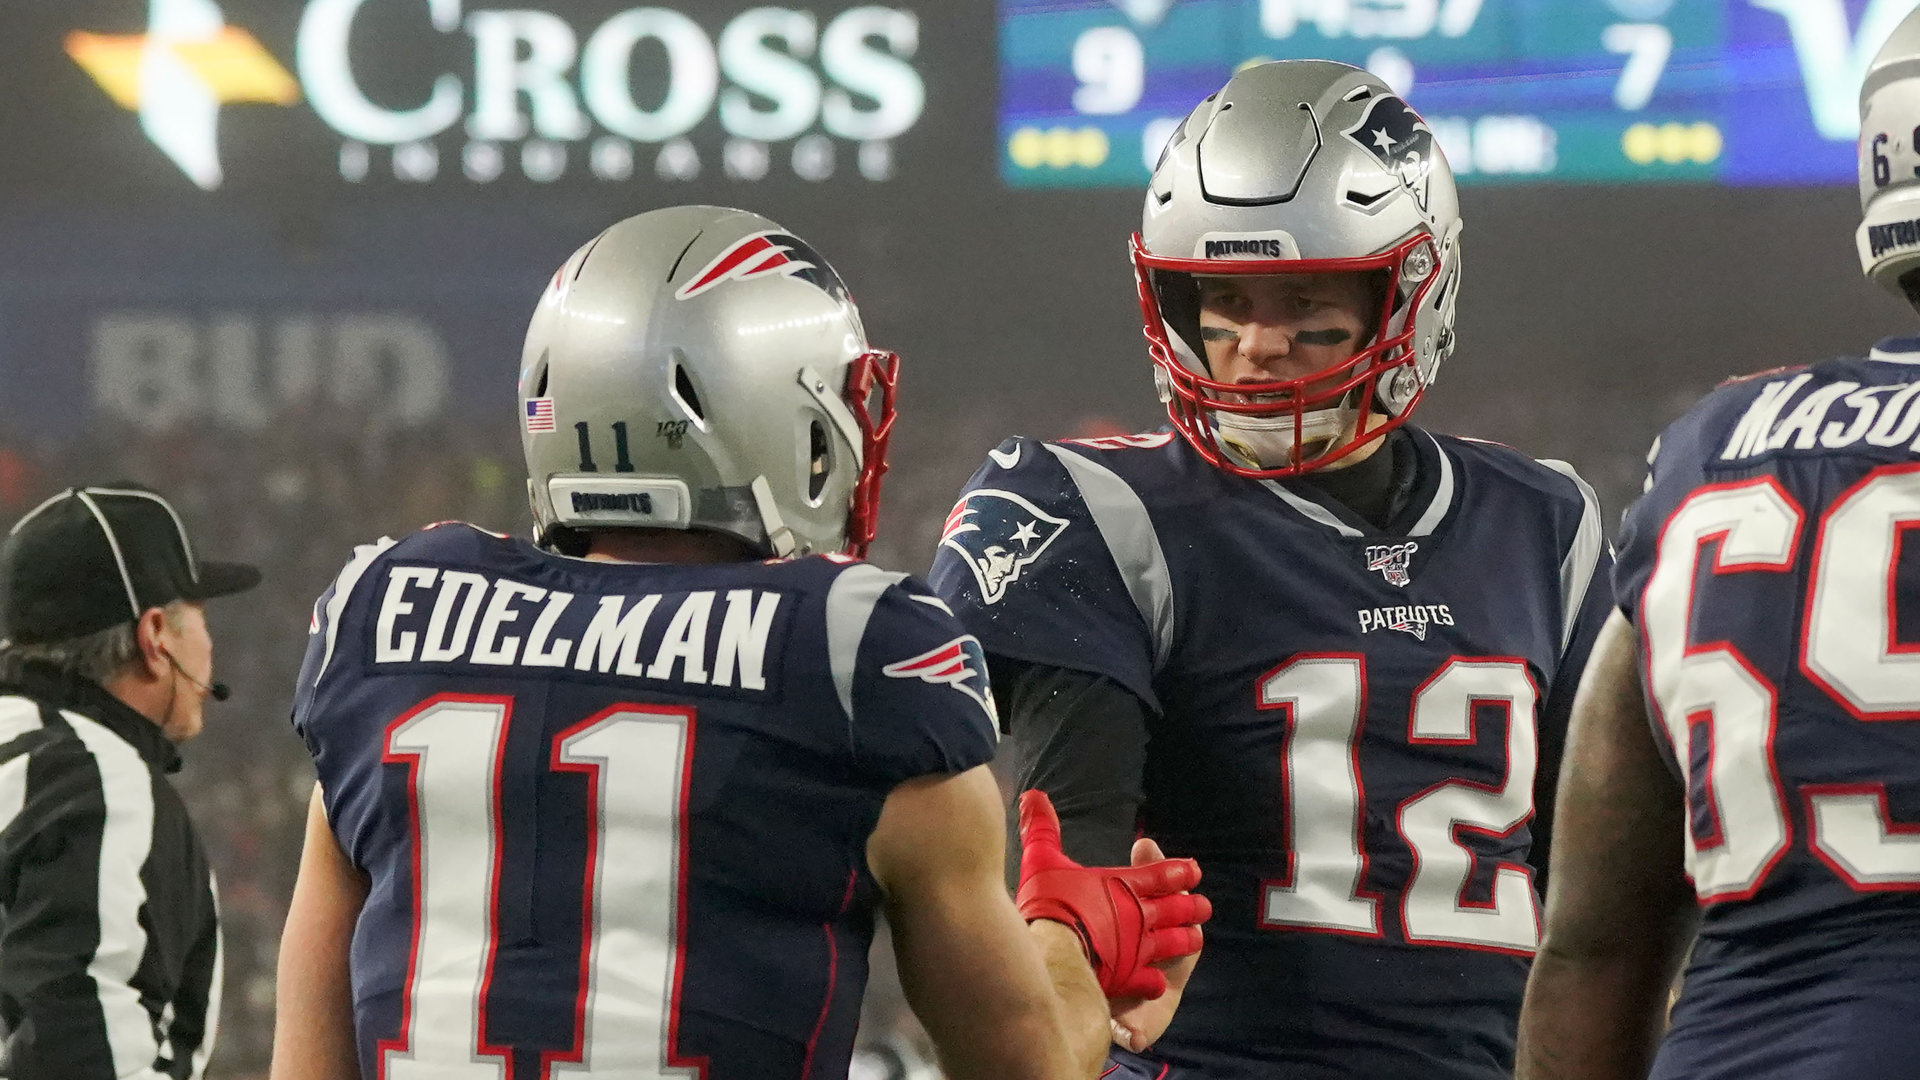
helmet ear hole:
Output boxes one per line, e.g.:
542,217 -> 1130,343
532,352 -> 550,398
1900,267 -> 1920,312
808,419 -> 831,502
671,361 -> 707,423
1427,266 -> 1455,316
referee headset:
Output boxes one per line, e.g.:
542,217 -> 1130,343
8,488 -> 231,701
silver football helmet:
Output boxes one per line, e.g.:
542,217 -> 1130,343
1135,60 -> 1463,477
519,206 -> 898,558
1859,4 -> 1920,310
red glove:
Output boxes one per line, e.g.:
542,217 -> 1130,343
1015,789 -> 1211,1000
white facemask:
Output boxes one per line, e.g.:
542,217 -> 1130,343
1215,405 -> 1356,469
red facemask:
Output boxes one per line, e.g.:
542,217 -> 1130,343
843,350 -> 899,559
1131,232 -> 1441,479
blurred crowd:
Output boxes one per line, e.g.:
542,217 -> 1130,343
0,402 -> 526,1073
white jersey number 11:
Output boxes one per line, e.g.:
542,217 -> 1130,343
380,694 -> 701,1079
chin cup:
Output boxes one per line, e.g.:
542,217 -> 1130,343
1215,406 -> 1354,468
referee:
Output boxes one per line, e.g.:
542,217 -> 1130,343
0,484 -> 258,1078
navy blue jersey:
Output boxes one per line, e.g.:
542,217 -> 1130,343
1652,928 -> 1920,1080
1615,344 -> 1920,939
290,523 -> 997,1080
1614,340 -> 1920,1079
930,428 -> 1609,1078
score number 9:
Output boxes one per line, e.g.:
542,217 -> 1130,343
1870,130 -> 1920,188
1073,26 -> 1145,115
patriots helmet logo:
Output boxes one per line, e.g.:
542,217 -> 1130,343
1343,95 -> 1435,212
674,230 -> 852,302
941,490 -> 1069,605
883,635 -> 1000,727
1366,541 -> 1417,587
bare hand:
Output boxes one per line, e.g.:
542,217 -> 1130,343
1108,837 -> 1204,1053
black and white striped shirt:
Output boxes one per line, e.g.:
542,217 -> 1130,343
0,665 -> 221,1079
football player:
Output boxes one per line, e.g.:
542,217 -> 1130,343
930,62 -> 1610,1078
1516,14 -> 1920,1080
266,207 -> 1211,1080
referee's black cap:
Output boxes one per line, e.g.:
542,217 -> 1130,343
0,484 -> 260,646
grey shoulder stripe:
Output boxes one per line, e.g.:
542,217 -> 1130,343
315,537 -> 398,686
1045,445 -> 1175,669
1408,433 -> 1457,538
826,564 -> 909,729
908,594 -> 954,616
1539,459 -> 1606,653
1870,345 -> 1920,365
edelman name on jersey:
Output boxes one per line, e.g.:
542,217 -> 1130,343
288,522 -> 1000,1080
367,564 -> 783,689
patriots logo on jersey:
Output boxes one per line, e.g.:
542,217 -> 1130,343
883,635 -> 999,726
1366,541 -> 1418,587
941,490 -> 1069,605
674,231 -> 852,302
1343,94 -> 1434,211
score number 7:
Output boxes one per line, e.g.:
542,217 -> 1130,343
1603,23 -> 1673,112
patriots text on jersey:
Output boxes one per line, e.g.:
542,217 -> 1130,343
932,429 -> 1608,1079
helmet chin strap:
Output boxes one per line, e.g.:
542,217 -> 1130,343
1217,408 -> 1353,469
1212,385 -> 1365,469
750,475 -> 798,557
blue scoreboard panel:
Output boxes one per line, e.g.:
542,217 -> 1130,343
1001,0 -> 1918,187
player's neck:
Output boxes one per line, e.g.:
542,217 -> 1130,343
582,528 -> 760,565
1292,423 -> 1411,533
1314,411 -> 1392,472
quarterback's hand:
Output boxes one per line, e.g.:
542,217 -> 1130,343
1015,789 -> 1211,1000
1108,837 -> 1203,1052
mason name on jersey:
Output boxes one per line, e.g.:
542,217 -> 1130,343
1719,367 -> 1920,460
365,563 -> 784,690
1613,344 -> 1920,1080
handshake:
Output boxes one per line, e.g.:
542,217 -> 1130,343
1014,790 -> 1214,1054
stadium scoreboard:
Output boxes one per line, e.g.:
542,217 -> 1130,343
1000,0 -> 1919,188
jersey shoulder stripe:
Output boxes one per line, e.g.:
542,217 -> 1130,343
1437,435 -> 1607,652
1536,459 -> 1606,652
929,437 -> 1162,711
310,536 -> 400,689
825,562 -> 907,726
1439,433 -> 1589,509
1046,443 -> 1174,670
